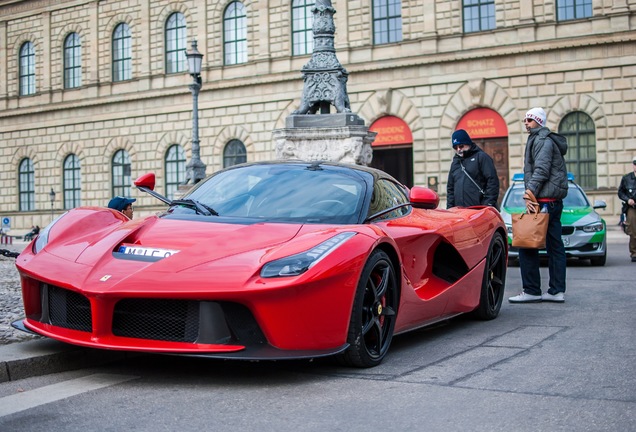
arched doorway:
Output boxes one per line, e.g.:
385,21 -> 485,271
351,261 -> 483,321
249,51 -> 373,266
369,116 -> 414,187
456,108 -> 509,206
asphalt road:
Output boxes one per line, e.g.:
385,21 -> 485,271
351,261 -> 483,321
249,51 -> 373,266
0,233 -> 633,431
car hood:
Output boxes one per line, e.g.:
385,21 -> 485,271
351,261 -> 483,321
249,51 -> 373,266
77,216 -> 305,270
30,211 -> 307,273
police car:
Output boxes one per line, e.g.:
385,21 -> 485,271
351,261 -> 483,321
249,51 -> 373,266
500,173 -> 607,266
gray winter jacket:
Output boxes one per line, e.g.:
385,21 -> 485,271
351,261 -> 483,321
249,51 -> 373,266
523,126 -> 568,200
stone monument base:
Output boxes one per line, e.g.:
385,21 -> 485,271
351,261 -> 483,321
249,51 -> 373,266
273,114 -> 375,166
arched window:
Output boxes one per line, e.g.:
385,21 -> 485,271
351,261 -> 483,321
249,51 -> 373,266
63,154 -> 81,209
64,33 -> 82,88
19,42 -> 36,96
559,111 -> 596,189
112,149 -> 132,198
557,0 -> 592,21
18,158 -> 35,211
165,144 -> 186,200
292,0 -> 314,56
373,0 -> 402,44
165,13 -> 187,73
224,2 -> 247,65
463,0 -> 496,33
223,140 -> 247,168
113,23 -> 132,82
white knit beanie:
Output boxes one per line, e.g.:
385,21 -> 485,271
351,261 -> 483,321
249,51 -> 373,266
525,107 -> 546,127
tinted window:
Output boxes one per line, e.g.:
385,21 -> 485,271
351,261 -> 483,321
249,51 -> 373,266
563,185 -> 589,207
367,179 -> 409,221
184,164 -> 370,224
503,185 -> 525,208
504,184 -> 589,208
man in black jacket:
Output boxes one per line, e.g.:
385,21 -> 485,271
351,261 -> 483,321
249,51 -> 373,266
618,156 -> 636,262
446,129 -> 499,208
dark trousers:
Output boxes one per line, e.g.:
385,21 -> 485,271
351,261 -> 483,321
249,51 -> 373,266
626,206 -> 636,257
519,200 -> 566,296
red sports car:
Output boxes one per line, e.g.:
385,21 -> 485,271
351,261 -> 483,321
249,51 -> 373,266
13,161 -> 507,367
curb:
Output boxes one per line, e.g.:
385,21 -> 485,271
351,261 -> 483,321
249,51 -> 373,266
0,339 -> 136,382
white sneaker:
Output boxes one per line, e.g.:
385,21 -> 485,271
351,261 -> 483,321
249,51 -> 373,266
541,292 -> 565,303
508,292 -> 542,303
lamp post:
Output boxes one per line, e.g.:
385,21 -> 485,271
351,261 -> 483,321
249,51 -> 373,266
49,188 -> 56,220
185,39 -> 206,184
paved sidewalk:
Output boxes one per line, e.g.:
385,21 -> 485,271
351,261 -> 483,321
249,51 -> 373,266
0,226 -> 629,382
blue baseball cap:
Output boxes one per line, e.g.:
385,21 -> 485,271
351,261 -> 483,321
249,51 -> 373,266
108,196 -> 136,211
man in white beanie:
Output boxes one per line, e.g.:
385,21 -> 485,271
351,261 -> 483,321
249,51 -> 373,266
509,107 -> 569,303
617,156 -> 636,262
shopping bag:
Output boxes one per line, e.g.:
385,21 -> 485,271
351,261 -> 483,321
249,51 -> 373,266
511,211 -> 549,249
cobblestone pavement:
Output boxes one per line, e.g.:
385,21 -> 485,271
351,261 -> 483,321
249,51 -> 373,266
0,242 -> 40,345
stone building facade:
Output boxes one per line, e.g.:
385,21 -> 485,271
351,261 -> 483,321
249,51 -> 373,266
0,0 -> 634,231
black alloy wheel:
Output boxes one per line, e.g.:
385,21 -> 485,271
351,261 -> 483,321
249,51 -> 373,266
339,249 -> 398,368
472,232 -> 507,320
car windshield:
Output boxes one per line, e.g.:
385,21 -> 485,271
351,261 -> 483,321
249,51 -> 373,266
180,164 -> 369,224
504,183 -> 590,208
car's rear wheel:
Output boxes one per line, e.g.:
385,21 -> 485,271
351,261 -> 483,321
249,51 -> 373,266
339,250 -> 398,368
472,232 -> 507,320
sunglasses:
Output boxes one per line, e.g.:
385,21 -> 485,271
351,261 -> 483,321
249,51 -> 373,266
523,118 -> 535,124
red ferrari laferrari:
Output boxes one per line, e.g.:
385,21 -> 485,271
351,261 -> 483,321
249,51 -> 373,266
13,161 -> 507,367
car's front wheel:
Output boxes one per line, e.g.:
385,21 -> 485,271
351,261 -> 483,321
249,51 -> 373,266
590,251 -> 607,266
339,249 -> 398,368
472,232 -> 507,320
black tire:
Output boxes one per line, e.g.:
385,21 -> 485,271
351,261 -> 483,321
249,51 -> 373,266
590,252 -> 606,266
339,250 -> 398,368
471,232 -> 507,320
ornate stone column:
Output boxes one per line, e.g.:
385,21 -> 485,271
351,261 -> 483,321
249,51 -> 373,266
273,0 -> 375,166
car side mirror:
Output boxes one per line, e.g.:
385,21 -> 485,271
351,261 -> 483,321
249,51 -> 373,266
592,200 -> 606,210
409,187 -> 439,210
134,173 -> 156,191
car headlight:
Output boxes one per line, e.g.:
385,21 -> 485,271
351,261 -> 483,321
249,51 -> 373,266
33,212 -> 67,254
581,222 -> 603,233
260,232 -> 356,278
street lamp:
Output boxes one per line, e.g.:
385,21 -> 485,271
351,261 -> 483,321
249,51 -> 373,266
185,39 -> 206,184
49,188 -> 56,220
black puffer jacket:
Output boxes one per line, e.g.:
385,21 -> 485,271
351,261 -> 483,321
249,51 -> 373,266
618,172 -> 636,204
447,144 -> 499,208
524,127 -> 568,200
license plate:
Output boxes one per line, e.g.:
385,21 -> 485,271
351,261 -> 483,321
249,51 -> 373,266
118,244 -> 180,258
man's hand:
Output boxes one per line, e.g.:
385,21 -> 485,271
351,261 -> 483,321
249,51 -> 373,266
523,189 -> 540,213
629,198 -> 635,207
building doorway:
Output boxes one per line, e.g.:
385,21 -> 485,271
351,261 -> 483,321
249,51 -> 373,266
473,138 -> 509,206
456,108 -> 509,207
369,116 -> 414,187
370,146 -> 413,187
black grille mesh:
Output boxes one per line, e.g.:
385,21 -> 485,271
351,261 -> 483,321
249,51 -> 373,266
113,299 -> 200,342
46,284 -> 92,332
